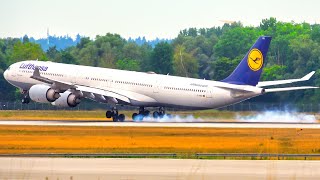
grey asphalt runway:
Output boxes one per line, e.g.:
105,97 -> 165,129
0,120 -> 320,128
0,158 -> 319,179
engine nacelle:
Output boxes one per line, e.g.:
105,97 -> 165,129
51,91 -> 81,107
29,84 -> 60,103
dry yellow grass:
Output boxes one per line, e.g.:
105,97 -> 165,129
0,126 -> 319,155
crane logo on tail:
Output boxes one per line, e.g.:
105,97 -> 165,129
248,49 -> 263,71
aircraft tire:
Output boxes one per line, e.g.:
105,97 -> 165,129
132,113 -> 138,121
22,98 -> 30,104
106,110 -> 113,118
118,114 -> 125,122
158,112 -> 164,118
153,111 -> 159,118
112,115 -> 118,122
143,110 -> 150,117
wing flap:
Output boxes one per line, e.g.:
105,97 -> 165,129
77,86 -> 131,103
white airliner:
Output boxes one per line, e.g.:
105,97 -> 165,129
3,36 -> 318,121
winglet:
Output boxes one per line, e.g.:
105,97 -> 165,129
302,71 -> 315,81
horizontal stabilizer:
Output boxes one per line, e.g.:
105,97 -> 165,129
257,71 -> 315,87
265,86 -> 318,93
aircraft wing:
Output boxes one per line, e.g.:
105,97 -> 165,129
30,67 -> 156,105
257,71 -> 315,87
30,67 -> 77,91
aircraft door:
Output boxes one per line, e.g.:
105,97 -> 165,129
206,87 -> 213,98
70,67 -> 78,84
102,76 -> 112,89
153,80 -> 161,93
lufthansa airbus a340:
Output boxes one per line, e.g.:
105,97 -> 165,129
3,36 -> 318,121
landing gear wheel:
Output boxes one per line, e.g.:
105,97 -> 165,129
21,97 -> 30,104
106,107 -> 125,122
112,116 -> 118,122
132,113 -> 138,121
106,110 -> 113,118
153,107 -> 167,119
118,114 -> 125,122
153,111 -> 159,118
132,107 -> 151,121
143,110 -> 150,117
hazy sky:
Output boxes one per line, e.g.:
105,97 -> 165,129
1,0 -> 320,39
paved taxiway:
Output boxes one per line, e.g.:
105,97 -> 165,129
0,158 -> 319,179
0,120 -> 320,128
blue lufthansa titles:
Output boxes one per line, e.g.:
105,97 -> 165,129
19,63 -> 48,71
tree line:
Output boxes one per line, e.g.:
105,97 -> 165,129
1,17 -> 320,103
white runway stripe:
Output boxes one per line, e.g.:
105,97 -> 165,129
0,120 -> 320,129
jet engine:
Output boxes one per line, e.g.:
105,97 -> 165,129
51,91 -> 81,107
29,84 -> 60,103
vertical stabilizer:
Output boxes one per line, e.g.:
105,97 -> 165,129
222,36 -> 272,86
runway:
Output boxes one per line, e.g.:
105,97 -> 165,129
0,157 -> 319,179
0,120 -> 320,128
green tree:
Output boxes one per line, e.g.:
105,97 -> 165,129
46,46 -> 61,62
261,65 -> 287,81
11,41 -> 47,63
173,45 -> 198,77
60,50 -> 77,64
116,59 -> 140,71
214,27 -> 261,59
260,17 -> 277,31
149,42 -> 174,74
210,57 -> 240,80
22,35 -> 30,44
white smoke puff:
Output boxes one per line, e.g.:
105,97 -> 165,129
138,114 -> 203,123
236,110 -> 316,123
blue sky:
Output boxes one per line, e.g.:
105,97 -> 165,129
0,0 -> 319,39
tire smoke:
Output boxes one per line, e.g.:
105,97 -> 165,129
136,114 -> 203,123
236,110 -> 316,123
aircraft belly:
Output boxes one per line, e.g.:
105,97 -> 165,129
151,91 -> 208,109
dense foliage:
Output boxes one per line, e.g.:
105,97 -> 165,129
1,18 -> 320,103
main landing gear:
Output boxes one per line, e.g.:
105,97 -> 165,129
21,90 -> 30,104
106,107 -> 171,122
106,108 -> 125,122
152,107 -> 166,119
132,107 -> 150,121
132,107 -> 170,121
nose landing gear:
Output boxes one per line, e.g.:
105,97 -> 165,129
21,90 -> 30,104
